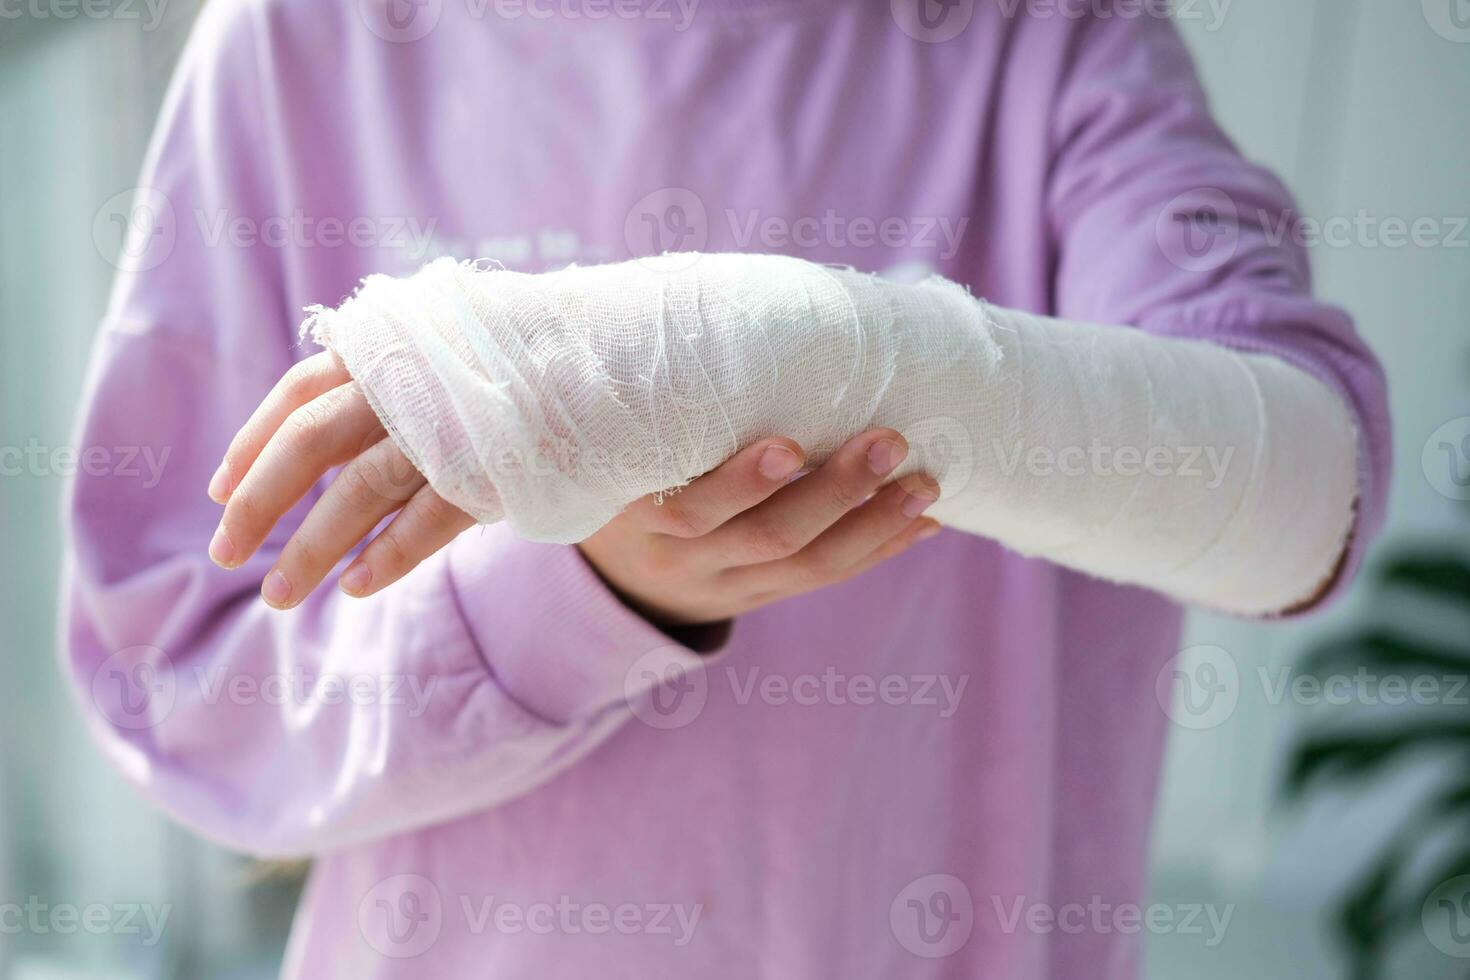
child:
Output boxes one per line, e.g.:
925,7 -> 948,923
65,0 -> 1389,976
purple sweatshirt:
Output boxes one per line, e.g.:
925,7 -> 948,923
62,0 -> 1391,976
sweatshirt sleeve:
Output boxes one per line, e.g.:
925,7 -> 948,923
60,0 -> 712,859
1044,10 -> 1393,613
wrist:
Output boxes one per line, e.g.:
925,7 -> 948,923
574,544 -> 731,653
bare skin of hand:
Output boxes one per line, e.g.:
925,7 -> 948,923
207,351 -> 941,616
577,430 -> 942,628
205,351 -> 478,608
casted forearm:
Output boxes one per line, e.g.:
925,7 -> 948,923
305,252 -> 1357,615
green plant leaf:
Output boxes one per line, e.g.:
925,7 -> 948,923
1279,535 -> 1470,974
1378,553 -> 1470,604
1283,722 -> 1470,800
1297,629 -> 1470,680
1335,840 -> 1406,977
1329,783 -> 1470,978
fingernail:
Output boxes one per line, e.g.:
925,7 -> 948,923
208,527 -> 236,567
340,563 -> 373,596
262,569 -> 292,607
916,521 -> 942,541
207,462 -> 231,502
758,445 -> 803,481
867,439 -> 907,477
902,488 -> 939,518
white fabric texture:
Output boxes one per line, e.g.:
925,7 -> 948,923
303,252 -> 1357,615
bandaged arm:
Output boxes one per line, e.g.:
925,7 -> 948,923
304,252 -> 1357,617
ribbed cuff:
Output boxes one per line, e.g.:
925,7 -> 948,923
446,528 -> 721,724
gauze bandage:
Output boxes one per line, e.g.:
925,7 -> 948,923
303,253 -> 1357,616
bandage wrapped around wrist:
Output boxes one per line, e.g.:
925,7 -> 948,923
303,253 -> 1357,615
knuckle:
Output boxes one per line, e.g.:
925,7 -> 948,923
657,500 -> 709,539
338,461 -> 388,508
218,445 -> 251,482
280,403 -> 329,457
787,553 -> 835,591
414,491 -> 460,528
281,358 -> 314,389
372,529 -> 413,572
225,486 -> 263,531
748,522 -> 800,562
283,353 -> 336,398
285,535 -> 322,575
826,477 -> 867,512
371,448 -> 423,502
280,361 -> 320,405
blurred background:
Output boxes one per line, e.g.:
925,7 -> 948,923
1,1 -> 1467,977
